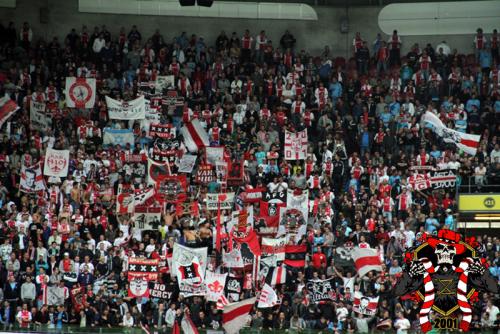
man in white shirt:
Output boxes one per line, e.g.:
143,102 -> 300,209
394,312 -> 411,334
92,33 -> 105,54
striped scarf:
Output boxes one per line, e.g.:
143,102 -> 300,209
418,257 -> 474,333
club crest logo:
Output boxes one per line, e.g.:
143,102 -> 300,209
394,229 -> 499,332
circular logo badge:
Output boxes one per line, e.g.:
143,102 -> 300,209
484,197 -> 495,208
69,80 -> 93,108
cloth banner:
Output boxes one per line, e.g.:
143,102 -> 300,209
65,77 -> 96,108
128,258 -> 159,281
0,96 -> 19,128
205,271 -> 228,302
30,100 -> 52,131
132,205 -> 162,231
351,247 -> 382,277
149,123 -> 176,139
155,75 -> 175,92
422,111 -> 480,155
172,244 -> 208,279
180,119 -> 209,152
148,282 -> 173,300
284,129 -> 308,160
222,248 -> 244,268
261,237 -> 286,262
20,162 -> 46,193
103,128 -> 135,148
128,275 -> 150,298
258,283 -> 278,308
306,278 -> 337,303
44,148 -> 69,177
106,95 -> 146,120
206,193 -> 235,210
353,291 -> 379,316
205,147 -> 225,165
177,154 -> 197,173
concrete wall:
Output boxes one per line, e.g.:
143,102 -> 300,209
0,0 -> 477,58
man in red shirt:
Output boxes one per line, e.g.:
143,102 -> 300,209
312,247 -> 327,270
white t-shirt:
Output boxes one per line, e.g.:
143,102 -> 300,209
395,318 -> 411,334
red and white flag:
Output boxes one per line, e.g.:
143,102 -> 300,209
181,313 -> 199,334
205,271 -> 227,302
116,193 -> 134,214
65,77 -> 96,109
216,294 -> 229,310
353,291 -> 379,316
351,247 -> 382,277
222,297 -> 256,334
133,187 -> 155,206
0,96 -> 19,128
181,119 -> 209,152
270,265 -> 287,286
258,283 -> 278,308
284,129 -> 308,160
422,111 -> 480,156
43,148 -> 70,177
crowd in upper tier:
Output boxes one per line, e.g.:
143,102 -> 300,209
0,20 -> 499,333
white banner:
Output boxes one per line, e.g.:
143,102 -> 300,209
65,77 -> 96,109
20,162 -> 46,193
284,129 -> 308,160
261,237 -> 287,262
177,154 -> 197,173
286,188 -> 309,222
132,206 -> 161,231
222,248 -> 244,268
30,100 -> 52,131
103,128 -> 135,148
141,100 -> 162,133
172,243 -> 208,279
106,96 -> 146,120
206,193 -> 235,211
205,271 -> 228,302
258,283 -> 279,308
44,148 -> 69,177
206,147 -> 225,165
155,75 -> 175,92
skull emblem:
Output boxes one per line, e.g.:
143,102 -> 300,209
435,243 -> 456,265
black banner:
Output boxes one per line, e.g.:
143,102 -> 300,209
306,278 -> 337,303
149,282 -> 173,300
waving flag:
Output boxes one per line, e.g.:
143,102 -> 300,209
422,111 -> 480,155
0,96 -> 19,128
216,294 -> 229,310
353,291 -> 379,315
269,265 -> 287,286
351,247 -> 382,277
133,187 -> 155,206
180,119 -> 209,152
284,244 -> 307,268
223,297 -> 256,334
181,313 -> 199,334
258,283 -> 278,308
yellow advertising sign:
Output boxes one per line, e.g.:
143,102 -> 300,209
459,194 -> 500,212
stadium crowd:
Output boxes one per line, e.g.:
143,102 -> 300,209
0,19 -> 499,334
